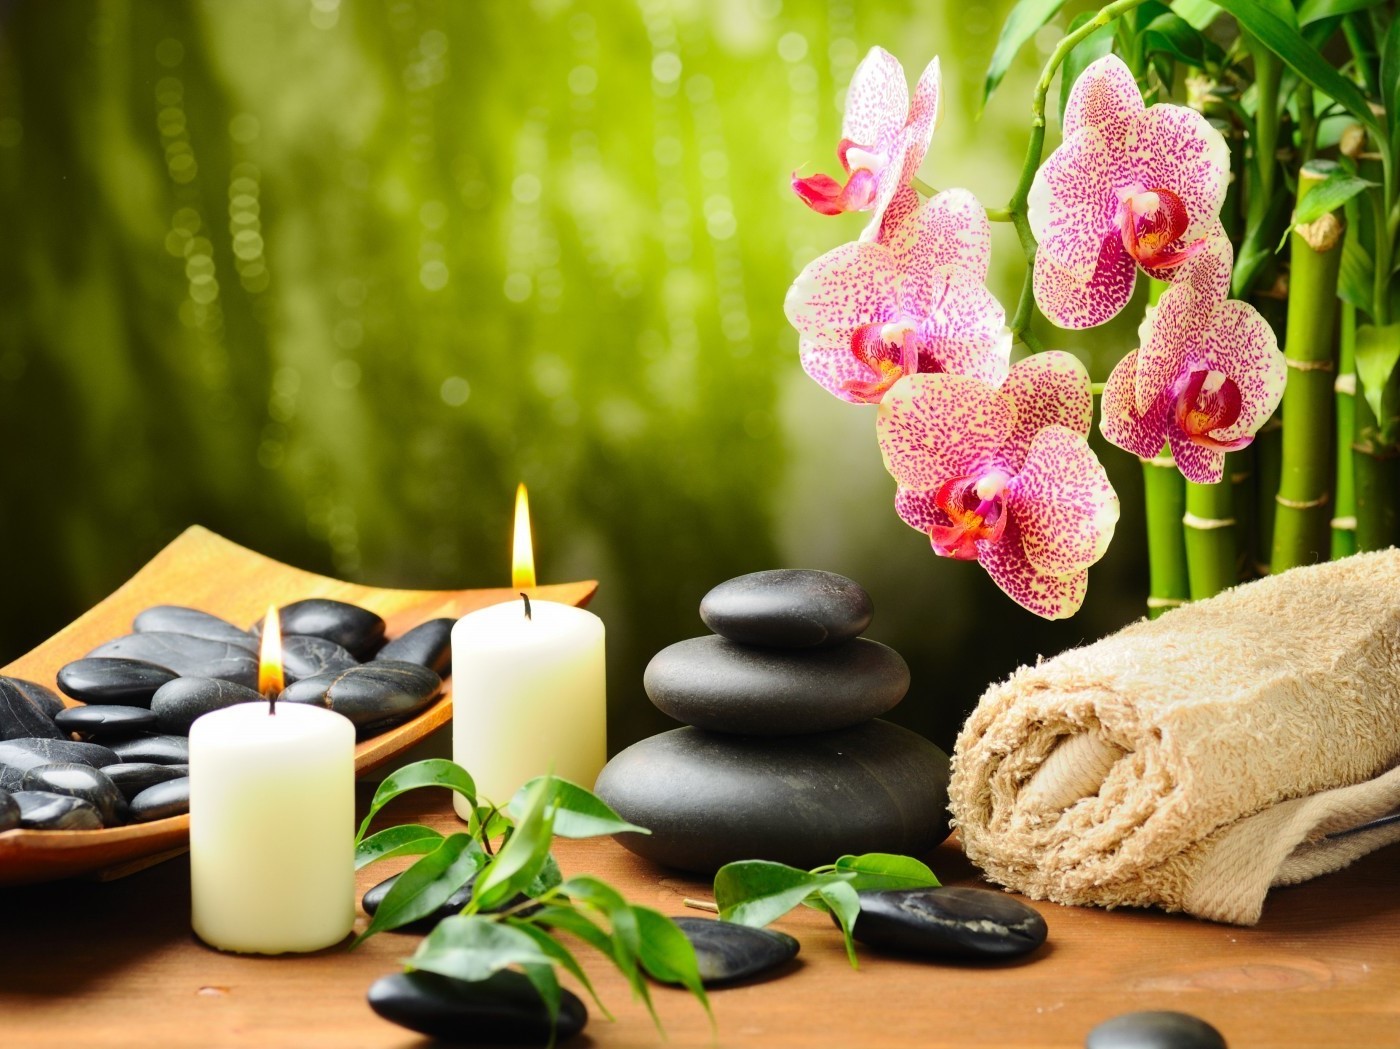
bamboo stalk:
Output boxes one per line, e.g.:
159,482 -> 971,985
1353,379 -> 1400,550
1141,450 -> 1189,618
1271,161 -> 1343,571
1229,447 -> 1256,578
1332,303 -> 1358,558
1253,415 -> 1282,574
1184,478 -> 1236,599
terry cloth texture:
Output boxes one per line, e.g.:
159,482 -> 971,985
949,550 -> 1400,925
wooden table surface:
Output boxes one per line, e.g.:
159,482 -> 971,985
4,782 -> 1398,1049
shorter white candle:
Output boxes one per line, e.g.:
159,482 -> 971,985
189,702 -> 356,954
452,597 -> 606,810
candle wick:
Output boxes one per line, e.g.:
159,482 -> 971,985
520,592 -> 532,621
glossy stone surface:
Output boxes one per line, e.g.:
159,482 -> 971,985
281,634 -> 359,683
0,676 -> 64,741
699,569 -> 873,648
108,734 -> 190,765
104,762 -> 191,801
594,720 -> 951,873
150,677 -> 264,734
55,658 -> 180,707
256,599 -> 386,660
645,636 -> 908,735
13,790 -> 103,830
367,970 -> 587,1045
129,777 -> 190,822
85,634 -> 258,688
0,788 -> 18,831
279,660 -> 441,728
1085,1011 -> 1229,1049
133,605 -> 256,646
53,704 -> 160,739
670,918 -> 800,985
21,762 -> 126,825
375,618 -> 454,676
0,738 -> 120,791
850,887 -> 1047,961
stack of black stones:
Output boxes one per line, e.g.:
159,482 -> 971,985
0,599 -> 453,834
595,569 -> 953,873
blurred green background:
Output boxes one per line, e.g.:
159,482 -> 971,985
0,0 -> 1150,754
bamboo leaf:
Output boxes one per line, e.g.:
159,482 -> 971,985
632,906 -> 713,1023
1381,11 -> 1400,142
355,759 -> 476,845
816,881 -> 863,969
1144,13 -> 1226,67
1297,0 -> 1387,24
1171,0 -> 1223,30
354,824 -> 444,870
1356,324 -> 1400,421
983,0 -> 1068,107
831,853 -> 942,892
714,860 -> 831,928
508,776 -> 650,839
1295,171 -> 1377,225
353,833 -> 484,945
1059,11 -> 1117,119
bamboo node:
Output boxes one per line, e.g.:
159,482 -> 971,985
1182,512 -> 1236,530
1274,492 -> 1331,510
1229,471 -> 1251,484
1284,356 -> 1335,372
1295,212 -> 1344,252
1140,455 -> 1176,468
1146,596 -> 1188,609
1334,373 -> 1357,396
1330,516 -> 1358,531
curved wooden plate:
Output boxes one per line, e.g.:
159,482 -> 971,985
0,525 -> 597,886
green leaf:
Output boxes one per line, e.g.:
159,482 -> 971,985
354,824 -> 444,871
467,803 -> 511,841
409,915 -> 562,1031
1356,323 -> 1400,421
1059,11 -> 1117,120
1295,171 -> 1378,225
1171,0 -> 1222,30
558,874 -> 629,914
832,853 -> 942,892
632,906 -> 713,1023
1382,11 -> 1400,143
982,0 -> 1068,107
508,777 -> 651,839
1297,0 -> 1387,24
525,853 -> 563,899
714,860 -> 831,928
355,759 -> 477,845
816,881 -> 863,969
530,904 -> 618,961
353,833 -> 484,945
1339,226 -> 1375,310
470,775 -> 557,913
507,917 -> 613,1020
1143,12 -> 1226,67
1211,0 -> 1382,135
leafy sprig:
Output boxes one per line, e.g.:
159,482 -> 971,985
352,759 -> 712,1040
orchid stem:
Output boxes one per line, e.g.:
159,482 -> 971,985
911,175 -> 939,197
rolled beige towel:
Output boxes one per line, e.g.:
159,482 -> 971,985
949,550 -> 1400,925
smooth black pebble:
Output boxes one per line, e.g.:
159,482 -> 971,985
105,762 -> 190,801
255,599 -> 385,660
670,918 -> 800,985
1085,1011 -> 1228,1049
0,738 -> 119,791
0,676 -> 64,741
134,605 -> 256,646
108,734 -> 190,765
0,788 -> 18,831
53,704 -> 160,739
281,634 -> 359,683
699,569 -> 873,648
279,660 -> 441,729
129,777 -> 190,822
86,633 -> 257,688
367,970 -> 587,1045
375,618 -> 454,676
850,887 -> 1047,961
20,762 -> 126,825
150,677 -> 263,735
56,658 -> 179,707
13,790 -> 103,830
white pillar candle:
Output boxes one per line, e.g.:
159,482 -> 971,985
189,702 -> 356,954
451,598 -> 606,811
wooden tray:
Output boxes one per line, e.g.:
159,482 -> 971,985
0,525 -> 596,886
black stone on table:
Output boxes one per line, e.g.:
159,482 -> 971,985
0,787 -> 19,832
12,790 -> 103,830
254,598 -> 386,661
0,738 -> 120,791
0,676 -> 65,741
367,970 -> 587,1046
20,762 -> 126,825
53,704 -> 160,739
55,657 -> 179,707
644,635 -> 909,736
848,886 -> 1048,961
699,569 -> 873,648
133,605 -> 256,646
150,677 -> 264,734
281,634 -> 359,683
669,918 -> 800,986
85,633 -> 258,689
375,617 -> 454,676
1085,1010 -> 1228,1049
104,762 -> 189,801
107,734 -> 190,766
279,660 -> 441,729
129,777 -> 190,822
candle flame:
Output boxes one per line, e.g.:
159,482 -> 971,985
258,604 -> 285,699
512,482 -> 536,589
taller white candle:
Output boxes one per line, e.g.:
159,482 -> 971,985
451,596 -> 606,810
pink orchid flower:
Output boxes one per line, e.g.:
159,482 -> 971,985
784,189 -> 1008,404
877,353 -> 1119,619
1029,54 -> 1230,329
792,48 -> 941,242
1100,239 -> 1286,484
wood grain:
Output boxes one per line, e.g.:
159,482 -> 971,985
0,525 -> 596,885
1,786 -> 1398,1048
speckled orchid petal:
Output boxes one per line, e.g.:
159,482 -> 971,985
1100,349 -> 1172,459
1009,425 -> 1119,577
799,337 -> 883,405
877,184 -> 921,244
1001,351 -> 1094,469
1168,427 -> 1226,484
1194,299 -> 1286,446
916,268 -> 1010,386
1063,54 -> 1144,142
976,514 -> 1089,620
1134,236 -> 1234,414
862,56 -> 942,242
877,373 -> 1015,491
1031,237 -> 1138,330
1124,105 -> 1230,244
890,189 -> 993,290
894,484 -> 949,535
784,241 -> 898,343
1027,126 -> 1124,284
842,47 -> 908,152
